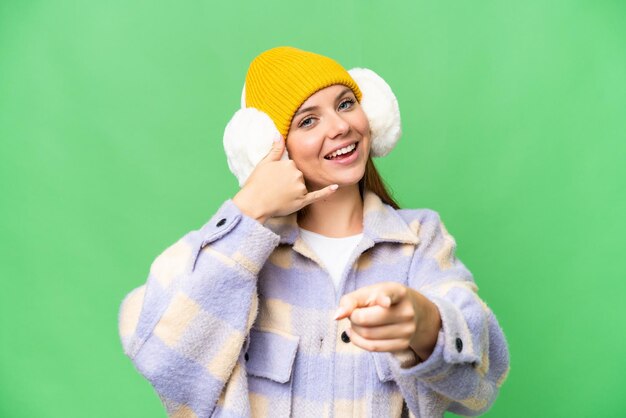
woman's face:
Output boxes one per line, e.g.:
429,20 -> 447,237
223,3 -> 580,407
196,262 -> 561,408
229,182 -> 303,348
286,84 -> 371,190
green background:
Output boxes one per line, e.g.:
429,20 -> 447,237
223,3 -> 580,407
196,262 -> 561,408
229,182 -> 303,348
1,1 -> 624,417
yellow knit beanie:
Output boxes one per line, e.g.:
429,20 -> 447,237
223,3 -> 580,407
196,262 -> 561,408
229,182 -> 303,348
244,46 -> 363,138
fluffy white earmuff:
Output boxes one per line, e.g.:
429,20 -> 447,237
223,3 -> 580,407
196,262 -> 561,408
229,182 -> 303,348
223,107 -> 288,187
223,68 -> 401,186
348,68 -> 402,157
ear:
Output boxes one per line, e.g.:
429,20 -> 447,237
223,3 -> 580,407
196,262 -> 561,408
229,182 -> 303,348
223,107 -> 289,187
348,68 -> 402,157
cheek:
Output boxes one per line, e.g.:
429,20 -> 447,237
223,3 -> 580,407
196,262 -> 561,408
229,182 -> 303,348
286,140 -> 318,169
351,110 -> 371,138
285,136 -> 300,158
287,134 -> 322,158
359,114 -> 371,136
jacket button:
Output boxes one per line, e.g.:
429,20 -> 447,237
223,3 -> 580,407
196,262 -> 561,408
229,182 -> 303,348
244,352 -> 249,361
455,338 -> 463,353
216,218 -> 226,227
341,331 -> 350,343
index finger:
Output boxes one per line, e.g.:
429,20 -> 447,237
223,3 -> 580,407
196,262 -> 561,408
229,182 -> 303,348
334,282 -> 405,320
300,184 -> 339,208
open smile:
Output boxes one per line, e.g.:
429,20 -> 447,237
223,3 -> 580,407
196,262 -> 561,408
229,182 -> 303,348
324,142 -> 358,160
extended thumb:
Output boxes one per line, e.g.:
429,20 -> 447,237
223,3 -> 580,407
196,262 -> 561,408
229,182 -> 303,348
264,135 -> 285,162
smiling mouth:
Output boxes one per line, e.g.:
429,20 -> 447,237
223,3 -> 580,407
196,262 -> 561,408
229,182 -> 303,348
324,143 -> 358,160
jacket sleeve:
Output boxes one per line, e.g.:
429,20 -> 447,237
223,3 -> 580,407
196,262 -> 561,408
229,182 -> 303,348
388,210 -> 510,416
117,200 -> 280,418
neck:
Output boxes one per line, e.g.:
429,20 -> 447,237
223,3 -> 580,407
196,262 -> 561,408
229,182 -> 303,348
298,184 -> 364,237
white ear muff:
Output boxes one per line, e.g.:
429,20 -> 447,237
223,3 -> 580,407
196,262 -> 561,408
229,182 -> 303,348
223,107 -> 288,187
348,68 -> 402,157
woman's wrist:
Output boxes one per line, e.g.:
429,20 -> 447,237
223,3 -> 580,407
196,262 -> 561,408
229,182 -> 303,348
409,290 -> 442,361
232,191 -> 269,224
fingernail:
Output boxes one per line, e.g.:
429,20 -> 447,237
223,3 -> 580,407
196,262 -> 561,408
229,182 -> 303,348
330,184 -> 338,190
274,135 -> 282,143
381,296 -> 392,307
333,307 -> 347,320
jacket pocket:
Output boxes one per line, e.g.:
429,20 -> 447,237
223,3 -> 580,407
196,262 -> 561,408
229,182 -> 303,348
370,352 -> 409,417
371,352 -> 395,383
246,328 -> 299,417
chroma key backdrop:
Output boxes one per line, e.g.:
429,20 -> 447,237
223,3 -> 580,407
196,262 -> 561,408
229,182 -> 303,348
1,1 -> 624,417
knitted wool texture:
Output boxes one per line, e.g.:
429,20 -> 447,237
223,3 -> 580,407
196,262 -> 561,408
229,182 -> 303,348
244,46 -> 363,138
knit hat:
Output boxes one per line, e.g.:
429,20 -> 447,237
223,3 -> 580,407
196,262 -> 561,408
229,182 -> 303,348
224,46 -> 402,187
244,46 -> 362,139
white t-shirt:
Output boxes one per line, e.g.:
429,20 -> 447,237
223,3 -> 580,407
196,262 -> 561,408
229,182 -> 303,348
298,228 -> 363,292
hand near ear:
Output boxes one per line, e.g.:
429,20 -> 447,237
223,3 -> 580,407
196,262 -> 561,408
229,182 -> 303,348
334,282 -> 441,361
232,137 -> 338,224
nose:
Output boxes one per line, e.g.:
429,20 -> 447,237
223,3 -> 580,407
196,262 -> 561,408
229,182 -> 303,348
326,111 -> 350,139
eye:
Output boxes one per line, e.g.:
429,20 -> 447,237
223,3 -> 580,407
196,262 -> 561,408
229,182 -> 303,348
298,116 -> 315,128
338,98 -> 355,111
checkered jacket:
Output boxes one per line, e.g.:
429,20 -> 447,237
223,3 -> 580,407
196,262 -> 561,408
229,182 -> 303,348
118,191 -> 509,417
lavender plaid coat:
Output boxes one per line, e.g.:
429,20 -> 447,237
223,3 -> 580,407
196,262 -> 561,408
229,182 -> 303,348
118,191 -> 509,417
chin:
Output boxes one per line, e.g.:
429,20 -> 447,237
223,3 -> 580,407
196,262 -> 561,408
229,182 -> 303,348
309,161 -> 368,190
330,172 -> 366,189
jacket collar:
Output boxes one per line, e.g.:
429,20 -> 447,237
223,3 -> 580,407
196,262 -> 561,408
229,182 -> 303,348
264,190 -> 419,247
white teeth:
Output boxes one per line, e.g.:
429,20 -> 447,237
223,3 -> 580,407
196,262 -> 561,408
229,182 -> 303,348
327,143 -> 356,159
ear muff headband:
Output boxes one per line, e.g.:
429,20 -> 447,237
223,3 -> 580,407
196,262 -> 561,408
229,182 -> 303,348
223,68 -> 401,187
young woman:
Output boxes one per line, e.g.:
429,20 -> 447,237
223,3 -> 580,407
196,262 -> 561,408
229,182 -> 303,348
118,46 -> 509,418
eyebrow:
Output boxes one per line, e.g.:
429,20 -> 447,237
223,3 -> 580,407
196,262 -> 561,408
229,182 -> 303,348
293,87 -> 353,118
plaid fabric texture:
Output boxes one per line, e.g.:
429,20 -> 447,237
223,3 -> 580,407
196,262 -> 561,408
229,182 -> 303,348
119,191 -> 509,418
